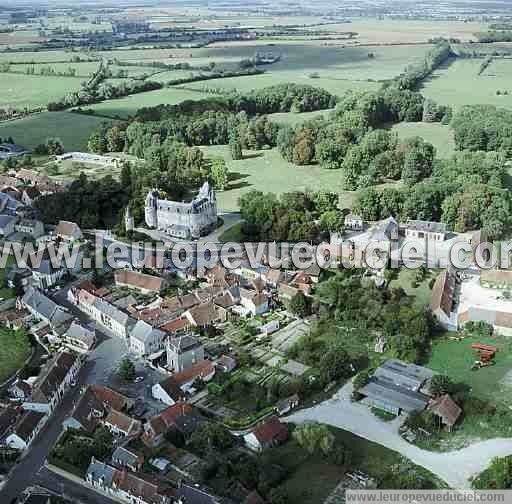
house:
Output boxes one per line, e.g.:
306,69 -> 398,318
0,191 -> 23,216
76,289 -> 136,339
28,250 -> 68,289
344,213 -> 364,231
275,394 -> 300,416
240,289 -> 268,316
85,458 -> 119,496
21,186 -> 41,206
14,219 -> 44,239
184,301 -> 227,328
244,416 -> 288,452
20,287 -> 72,329
216,354 -> 237,373
480,269 -> 512,289
405,220 -> 447,242
114,270 -> 168,295
166,335 -> 204,373
170,360 -> 216,393
277,282 -> 300,304
427,394 -> 462,432
130,320 -> 168,356
0,143 -> 30,160
111,468 -> 170,504
6,266 -> 32,290
23,352 -> 81,414
63,385 -> 133,433
63,320 -> 96,353
173,483 -> 220,504
5,410 -> 46,450
0,214 -> 17,236
358,359 -> 434,416
430,270 -> 457,330
9,379 -> 32,400
54,220 -> 83,242
0,306 -> 30,329
103,409 -> 142,438
143,402 -> 193,447
112,446 -> 144,472
160,317 -> 190,335
260,320 -> 280,337
152,376 -> 186,406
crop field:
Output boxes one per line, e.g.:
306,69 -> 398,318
421,58 -> 512,110
0,73 -> 85,109
86,87 -> 216,118
148,69 -> 212,83
200,145 -> 358,212
391,122 -> 456,159
310,18 -> 486,44
0,112 -> 117,151
0,50 -> 78,64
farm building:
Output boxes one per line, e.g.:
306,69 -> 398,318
427,394 -> 462,431
358,359 -> 433,416
430,270 -> 457,330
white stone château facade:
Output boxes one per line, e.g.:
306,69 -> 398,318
144,182 -> 217,239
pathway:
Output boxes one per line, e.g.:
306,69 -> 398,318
285,382 -> 512,489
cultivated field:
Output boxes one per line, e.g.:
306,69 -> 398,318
0,50 -> 79,64
391,122 -> 456,159
86,88 -> 216,118
200,145 -> 357,212
0,73 -> 85,109
0,112 -> 117,151
421,58 -> 512,110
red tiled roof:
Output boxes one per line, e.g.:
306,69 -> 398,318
104,409 -> 141,435
171,360 -> 215,388
428,394 -> 462,427
160,317 -> 190,334
115,270 -> 166,292
430,270 -> 455,317
251,416 -> 288,445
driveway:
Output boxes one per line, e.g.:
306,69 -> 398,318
286,382 -> 512,489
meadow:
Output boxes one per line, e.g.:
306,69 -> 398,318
391,122 -> 456,159
427,333 -> 512,404
0,49 -> 77,64
268,109 -> 334,125
0,327 -> 31,384
421,58 -> 512,110
0,112 -> 117,151
200,145 -> 357,212
0,73 -> 85,109
86,87 -> 216,118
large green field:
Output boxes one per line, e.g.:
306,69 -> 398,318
86,87 -> 216,118
268,109 -> 334,125
0,73 -> 85,109
427,333 -> 512,404
0,112 -> 117,151
201,145 -> 358,212
391,122 -> 456,159
421,58 -> 512,110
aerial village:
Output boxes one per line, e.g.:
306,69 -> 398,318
0,143 -> 512,502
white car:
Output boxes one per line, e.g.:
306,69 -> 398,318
134,376 -> 144,383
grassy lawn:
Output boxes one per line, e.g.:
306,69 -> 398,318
201,145 -> 358,212
86,87 -> 216,119
266,426 -> 445,502
268,109 -> 334,126
388,268 -> 437,309
390,122 -> 456,159
0,255 -> 16,300
0,112 -> 118,151
0,73 -> 85,109
0,328 -> 31,384
427,333 -> 512,404
421,58 -> 512,111
218,222 -> 243,243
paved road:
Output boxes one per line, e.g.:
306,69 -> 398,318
286,382 -> 512,489
34,466 -> 118,504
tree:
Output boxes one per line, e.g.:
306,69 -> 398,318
118,358 -> 136,381
45,137 -> 65,156
429,374 -> 454,397
289,291 -> 310,318
229,130 -> 243,160
292,127 -> 316,165
190,422 -> 233,454
269,487 -> 288,504
210,157 -> 228,190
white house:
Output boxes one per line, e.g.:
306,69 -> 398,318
5,410 -> 46,451
152,376 -> 186,406
22,352 -> 81,414
405,220 -> 447,242
54,220 -> 83,242
15,219 -> 44,239
344,213 -> 364,231
243,416 -> 289,452
239,289 -> 268,316
0,214 -> 17,237
130,320 -> 167,356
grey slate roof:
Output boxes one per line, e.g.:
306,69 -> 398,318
173,484 -> 218,504
370,216 -> 399,242
359,378 -> 430,413
168,335 -> 201,354
131,320 -> 166,344
86,459 -> 117,487
374,359 -> 434,392
22,287 -> 72,327
407,220 -> 447,234
93,297 -> 135,329
112,446 -> 139,468
0,214 -> 16,229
